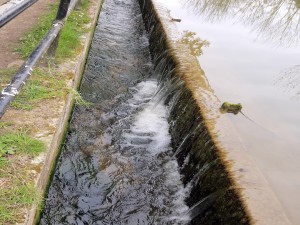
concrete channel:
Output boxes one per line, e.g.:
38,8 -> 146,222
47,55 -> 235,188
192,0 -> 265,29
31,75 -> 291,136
35,0 -> 292,224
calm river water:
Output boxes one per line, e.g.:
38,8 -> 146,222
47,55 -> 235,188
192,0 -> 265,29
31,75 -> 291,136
157,0 -> 300,224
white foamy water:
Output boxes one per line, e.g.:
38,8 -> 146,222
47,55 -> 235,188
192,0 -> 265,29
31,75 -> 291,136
126,80 -> 171,154
164,160 -> 191,222
121,80 -> 191,223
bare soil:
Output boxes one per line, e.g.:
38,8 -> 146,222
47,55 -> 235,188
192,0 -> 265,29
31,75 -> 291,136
0,0 -> 58,68
0,0 -> 9,5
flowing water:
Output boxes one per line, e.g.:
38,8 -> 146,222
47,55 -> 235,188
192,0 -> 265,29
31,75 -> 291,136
40,0 -> 192,224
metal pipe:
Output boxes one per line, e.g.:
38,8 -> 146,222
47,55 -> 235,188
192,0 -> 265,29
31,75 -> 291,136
0,0 -> 38,28
0,0 -> 79,119
0,21 -> 64,118
46,0 -> 72,58
55,0 -> 71,20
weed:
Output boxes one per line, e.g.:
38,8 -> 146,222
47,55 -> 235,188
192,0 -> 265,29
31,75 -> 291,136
15,4 -> 58,58
0,67 -> 18,92
11,68 -> 66,110
0,176 -> 43,224
70,88 -> 93,107
0,122 -> 13,129
0,130 -> 45,157
0,157 -> 7,167
56,2 -> 91,60
16,1 -> 91,61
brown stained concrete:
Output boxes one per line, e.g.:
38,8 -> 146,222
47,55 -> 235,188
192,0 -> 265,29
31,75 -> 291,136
150,0 -> 292,224
0,0 -> 103,224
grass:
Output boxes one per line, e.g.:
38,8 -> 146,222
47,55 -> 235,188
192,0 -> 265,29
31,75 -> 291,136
16,4 -> 57,59
0,167 -> 43,224
0,67 -> 18,92
70,88 -> 93,107
0,128 -> 45,223
56,1 -> 91,60
11,68 -> 66,110
16,1 -> 91,61
0,129 -> 45,157
0,129 -> 45,224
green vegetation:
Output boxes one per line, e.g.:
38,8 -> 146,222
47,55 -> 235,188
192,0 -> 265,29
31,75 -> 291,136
0,67 -> 18,92
16,4 -> 57,59
220,102 -> 242,114
70,88 -> 93,107
0,129 -> 45,224
0,130 -> 45,157
56,1 -> 91,59
0,170 -> 43,224
11,68 -> 66,110
16,1 -> 91,61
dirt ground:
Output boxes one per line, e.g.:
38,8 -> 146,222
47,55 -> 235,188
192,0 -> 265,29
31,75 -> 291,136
0,0 -> 58,68
0,0 -> 9,5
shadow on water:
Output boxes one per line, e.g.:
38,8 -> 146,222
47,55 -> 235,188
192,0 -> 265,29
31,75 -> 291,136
184,0 -> 300,45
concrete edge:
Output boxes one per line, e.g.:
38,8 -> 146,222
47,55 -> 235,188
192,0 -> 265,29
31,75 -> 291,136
25,0 -> 103,224
149,0 -> 292,224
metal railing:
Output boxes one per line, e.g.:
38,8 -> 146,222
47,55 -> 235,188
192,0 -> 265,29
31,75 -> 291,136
0,0 -> 75,119
0,0 -> 38,28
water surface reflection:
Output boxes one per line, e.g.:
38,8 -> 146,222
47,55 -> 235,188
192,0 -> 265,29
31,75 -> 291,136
185,0 -> 300,45
277,65 -> 300,98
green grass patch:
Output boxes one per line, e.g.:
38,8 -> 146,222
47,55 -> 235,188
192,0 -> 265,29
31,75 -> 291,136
11,68 -> 66,110
0,130 -> 45,224
0,122 -> 13,129
70,88 -> 93,107
0,67 -> 18,92
16,1 -> 91,61
0,130 -> 45,157
56,3 -> 91,60
16,4 -> 58,59
0,178 -> 43,224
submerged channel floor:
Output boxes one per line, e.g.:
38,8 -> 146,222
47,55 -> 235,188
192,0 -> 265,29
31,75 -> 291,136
40,0 -> 189,224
